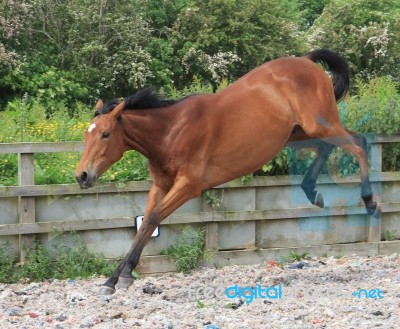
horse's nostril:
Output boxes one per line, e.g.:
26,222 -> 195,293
80,171 -> 88,182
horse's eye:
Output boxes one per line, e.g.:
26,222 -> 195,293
102,132 -> 110,139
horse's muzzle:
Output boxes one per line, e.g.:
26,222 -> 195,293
76,171 -> 96,189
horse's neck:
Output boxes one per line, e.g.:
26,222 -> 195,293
121,109 -> 174,163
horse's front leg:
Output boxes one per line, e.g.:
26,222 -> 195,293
98,177 -> 201,294
116,184 -> 167,289
97,184 -> 166,294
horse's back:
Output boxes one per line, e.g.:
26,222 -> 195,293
224,55 -> 338,126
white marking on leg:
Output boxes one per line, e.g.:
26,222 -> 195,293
88,123 -> 96,133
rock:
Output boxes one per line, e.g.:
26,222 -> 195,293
323,308 -> 335,318
70,294 -> 86,302
288,262 -> 308,269
7,307 -> 23,316
142,283 -> 162,295
55,315 -> 67,322
372,311 -> 384,316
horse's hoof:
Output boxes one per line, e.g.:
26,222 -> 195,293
116,276 -> 135,289
313,191 -> 324,208
98,285 -> 116,295
369,203 -> 381,219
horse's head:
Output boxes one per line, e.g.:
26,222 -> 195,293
75,99 -> 126,188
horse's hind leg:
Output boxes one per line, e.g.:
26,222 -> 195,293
306,126 -> 379,217
300,140 -> 334,208
340,141 -> 378,216
346,132 -> 378,215
287,127 -> 334,208
299,132 -> 369,209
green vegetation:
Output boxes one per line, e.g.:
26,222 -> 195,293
51,231 -> 115,279
0,94 -> 149,185
344,77 -> 400,171
19,240 -> 53,282
276,250 -> 309,267
382,229 -> 398,241
1,0 -> 399,108
0,231 -> 115,283
0,242 -> 15,283
308,0 -> 400,81
162,226 -> 208,272
204,190 -> 222,209
286,250 -> 309,262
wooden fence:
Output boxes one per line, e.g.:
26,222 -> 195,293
1,136 -> 400,274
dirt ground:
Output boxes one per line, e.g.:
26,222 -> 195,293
0,254 -> 399,328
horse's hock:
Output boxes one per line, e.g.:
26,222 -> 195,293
0,138 -> 399,273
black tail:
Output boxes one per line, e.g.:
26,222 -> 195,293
305,49 -> 350,102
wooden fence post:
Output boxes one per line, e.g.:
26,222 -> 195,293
370,141 -> 382,174
367,140 -> 382,242
18,152 -> 36,262
205,222 -> 219,251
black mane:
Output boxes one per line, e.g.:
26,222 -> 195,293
94,87 -> 178,117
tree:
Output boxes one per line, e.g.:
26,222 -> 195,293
307,0 -> 400,80
0,0 -> 32,66
4,0 -> 397,114
0,0 -> 155,109
145,0 -> 305,88
0,0 -> 33,106
64,0 -> 154,99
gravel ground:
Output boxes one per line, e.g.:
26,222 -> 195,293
0,254 -> 399,329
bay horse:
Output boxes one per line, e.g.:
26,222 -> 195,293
75,49 -> 379,294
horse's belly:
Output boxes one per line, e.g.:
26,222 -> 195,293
202,126 -> 291,189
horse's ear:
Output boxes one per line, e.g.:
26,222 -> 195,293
111,101 -> 126,119
95,99 -> 103,112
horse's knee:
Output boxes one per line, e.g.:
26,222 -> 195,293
147,212 -> 160,226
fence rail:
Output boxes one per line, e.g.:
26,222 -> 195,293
1,135 -> 400,270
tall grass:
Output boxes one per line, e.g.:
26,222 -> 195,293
0,97 -> 150,185
0,231 -> 116,283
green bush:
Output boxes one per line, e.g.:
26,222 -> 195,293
344,77 -> 400,134
52,231 -> 114,279
345,76 -> 400,171
0,232 -> 116,283
19,239 -> 53,282
0,242 -> 16,283
162,226 -> 208,272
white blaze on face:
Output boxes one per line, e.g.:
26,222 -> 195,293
88,123 -> 96,133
